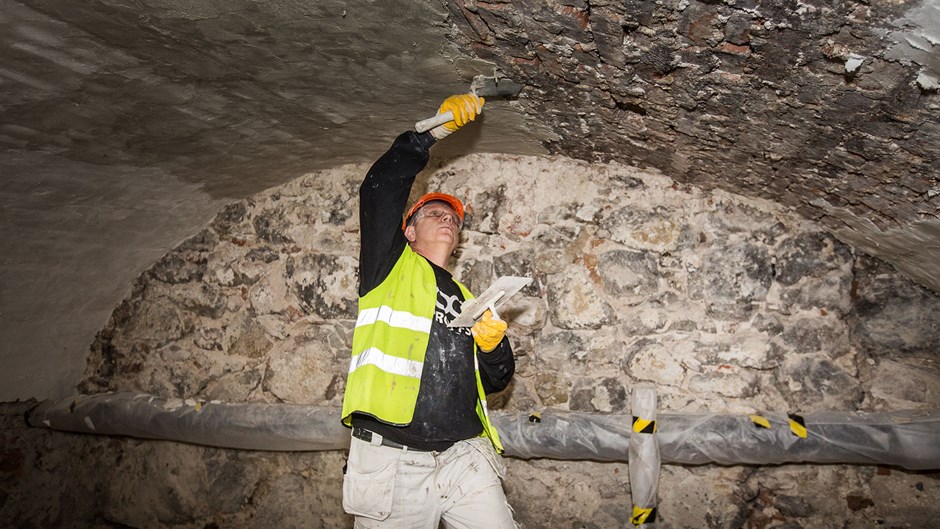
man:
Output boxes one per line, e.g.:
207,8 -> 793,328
340,94 -> 518,528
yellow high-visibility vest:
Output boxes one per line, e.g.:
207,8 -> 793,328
341,245 -> 503,452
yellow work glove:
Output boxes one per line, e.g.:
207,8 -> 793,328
430,93 -> 485,140
471,309 -> 507,352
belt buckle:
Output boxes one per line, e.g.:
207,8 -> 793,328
369,430 -> 384,448
352,426 -> 373,443
355,427 -> 384,447
355,427 -> 412,451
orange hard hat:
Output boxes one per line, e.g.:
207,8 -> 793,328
402,192 -> 465,230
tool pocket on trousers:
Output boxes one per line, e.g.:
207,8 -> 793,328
342,454 -> 397,520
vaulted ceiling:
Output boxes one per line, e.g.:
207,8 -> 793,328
2,0 -> 937,400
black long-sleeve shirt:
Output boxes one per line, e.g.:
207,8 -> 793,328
351,130 -> 514,451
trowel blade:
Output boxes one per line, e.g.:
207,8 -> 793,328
470,75 -> 524,99
448,276 -> 533,328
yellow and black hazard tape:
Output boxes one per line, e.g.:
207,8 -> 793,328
749,413 -> 808,438
788,413 -> 807,438
631,505 -> 657,526
632,415 -> 657,434
749,414 -> 771,429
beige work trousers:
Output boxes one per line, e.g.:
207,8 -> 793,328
343,432 -> 518,529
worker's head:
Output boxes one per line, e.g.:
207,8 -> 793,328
403,193 -> 464,255
403,193 -> 465,230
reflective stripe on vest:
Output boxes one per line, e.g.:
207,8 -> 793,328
356,305 -> 432,334
348,347 -> 423,378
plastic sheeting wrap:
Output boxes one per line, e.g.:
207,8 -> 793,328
26,392 -> 349,452
26,392 -> 940,470
656,411 -> 940,469
494,409 -> 940,470
494,410 -> 631,461
629,384 -> 659,527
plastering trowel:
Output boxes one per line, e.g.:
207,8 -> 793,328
448,275 -> 532,328
415,74 -> 523,133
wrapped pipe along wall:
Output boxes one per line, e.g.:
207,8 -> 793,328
26,392 -> 940,470
4,154 -> 940,528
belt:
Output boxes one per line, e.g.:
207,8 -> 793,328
351,426 -> 421,451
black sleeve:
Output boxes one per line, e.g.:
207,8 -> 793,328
359,130 -> 437,296
477,339 -> 515,394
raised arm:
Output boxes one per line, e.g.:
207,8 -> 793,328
358,94 -> 486,296
358,130 -> 436,297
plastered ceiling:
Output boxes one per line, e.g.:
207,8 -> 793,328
1,0 -> 937,400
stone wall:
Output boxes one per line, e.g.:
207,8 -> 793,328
4,153 -> 939,528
